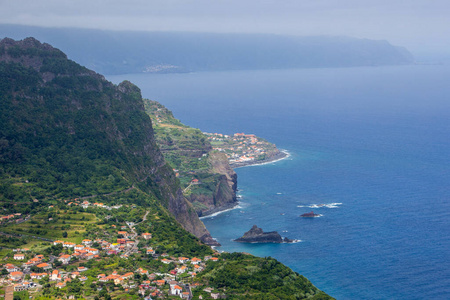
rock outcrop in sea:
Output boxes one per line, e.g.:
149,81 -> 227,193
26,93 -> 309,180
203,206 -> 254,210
301,211 -> 321,217
235,225 -> 294,243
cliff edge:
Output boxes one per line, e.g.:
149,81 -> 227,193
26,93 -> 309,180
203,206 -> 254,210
144,99 -> 238,217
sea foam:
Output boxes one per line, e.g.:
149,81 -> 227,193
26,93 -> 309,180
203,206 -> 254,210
298,203 -> 342,209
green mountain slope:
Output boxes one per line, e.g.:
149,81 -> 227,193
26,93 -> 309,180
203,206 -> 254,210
144,99 -> 237,216
196,253 -> 332,299
0,37 -> 333,299
0,37 -> 214,244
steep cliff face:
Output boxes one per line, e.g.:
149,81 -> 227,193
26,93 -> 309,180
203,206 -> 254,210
144,99 -> 238,216
191,152 -> 237,216
0,37 -> 215,244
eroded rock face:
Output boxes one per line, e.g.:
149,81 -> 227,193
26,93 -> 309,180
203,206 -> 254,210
192,152 -> 238,217
235,225 -> 293,243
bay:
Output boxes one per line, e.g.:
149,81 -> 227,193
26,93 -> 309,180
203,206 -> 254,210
108,65 -> 450,299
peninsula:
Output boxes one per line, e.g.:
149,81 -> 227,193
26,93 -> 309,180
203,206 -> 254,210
204,132 -> 287,168
145,100 -> 288,218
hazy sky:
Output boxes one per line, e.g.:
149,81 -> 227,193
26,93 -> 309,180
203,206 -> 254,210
1,0 -> 449,54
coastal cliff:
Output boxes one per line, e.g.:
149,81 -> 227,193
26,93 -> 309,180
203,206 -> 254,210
0,37 -> 215,245
0,37 -> 334,299
189,152 -> 237,216
144,100 -> 238,217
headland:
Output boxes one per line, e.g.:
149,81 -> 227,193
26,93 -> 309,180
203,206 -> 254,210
204,132 -> 289,168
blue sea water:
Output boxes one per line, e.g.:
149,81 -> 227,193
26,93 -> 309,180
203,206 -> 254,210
108,65 -> 450,299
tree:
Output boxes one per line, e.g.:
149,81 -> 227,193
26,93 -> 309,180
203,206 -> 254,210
62,231 -> 68,238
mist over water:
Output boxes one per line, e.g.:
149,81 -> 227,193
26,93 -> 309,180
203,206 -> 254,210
109,65 -> 450,299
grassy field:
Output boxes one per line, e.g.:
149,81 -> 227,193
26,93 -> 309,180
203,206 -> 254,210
1,210 -> 100,244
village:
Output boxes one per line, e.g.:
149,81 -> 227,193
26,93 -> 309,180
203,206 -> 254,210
203,132 -> 281,166
0,199 -> 224,299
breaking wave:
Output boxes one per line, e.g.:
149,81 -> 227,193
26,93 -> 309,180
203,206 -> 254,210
298,203 -> 342,209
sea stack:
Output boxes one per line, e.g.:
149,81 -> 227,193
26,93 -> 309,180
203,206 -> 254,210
235,225 -> 294,243
300,211 -> 320,217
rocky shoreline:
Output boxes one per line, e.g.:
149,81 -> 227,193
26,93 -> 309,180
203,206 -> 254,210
198,201 -> 239,218
199,150 -> 289,218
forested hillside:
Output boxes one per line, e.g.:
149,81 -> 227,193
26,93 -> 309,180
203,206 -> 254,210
0,37 -> 333,299
0,37 -> 212,244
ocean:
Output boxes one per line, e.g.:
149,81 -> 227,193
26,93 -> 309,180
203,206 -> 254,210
108,65 -> 450,299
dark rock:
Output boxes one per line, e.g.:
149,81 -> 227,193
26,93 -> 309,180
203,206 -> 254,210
300,211 -> 320,217
235,225 -> 293,243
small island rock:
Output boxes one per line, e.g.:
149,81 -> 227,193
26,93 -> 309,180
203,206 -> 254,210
300,211 -> 320,217
235,225 -> 294,243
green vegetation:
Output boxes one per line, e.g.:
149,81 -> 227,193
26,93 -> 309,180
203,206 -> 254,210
2,210 -> 98,241
0,39 -> 171,217
0,38 -> 332,299
144,99 -> 236,216
144,99 -> 211,176
197,253 -> 333,299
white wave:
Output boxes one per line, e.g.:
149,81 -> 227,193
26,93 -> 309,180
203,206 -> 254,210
325,203 -> 343,208
276,192 -> 283,195
297,203 -> 342,209
289,239 -> 302,243
309,204 -> 324,208
200,204 -> 241,219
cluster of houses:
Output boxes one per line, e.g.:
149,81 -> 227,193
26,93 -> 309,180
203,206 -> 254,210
52,232 -> 142,261
0,213 -> 25,224
63,199 -> 123,211
2,245 -> 222,298
4,257 -> 90,291
53,239 -> 100,262
132,255 -> 220,299
204,132 -> 277,165
1,223 -> 224,299
3,251 -> 88,291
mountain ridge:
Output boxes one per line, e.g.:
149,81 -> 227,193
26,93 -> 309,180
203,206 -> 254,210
0,24 -> 414,75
